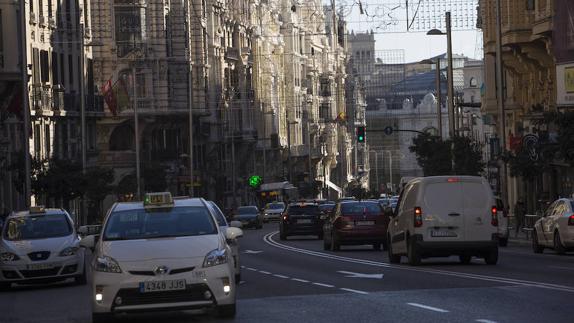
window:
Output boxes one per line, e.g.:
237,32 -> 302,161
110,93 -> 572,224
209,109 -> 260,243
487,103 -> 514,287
68,54 -> 74,87
44,124 -> 51,157
0,10 -> 3,68
59,53 -> 65,86
114,1 -> 146,57
38,0 -> 43,16
48,0 -> 52,17
4,214 -> 72,241
34,124 -> 41,159
32,48 -> 40,84
40,50 -> 49,83
526,0 -> 535,10
469,77 -> 478,87
51,52 -> 58,84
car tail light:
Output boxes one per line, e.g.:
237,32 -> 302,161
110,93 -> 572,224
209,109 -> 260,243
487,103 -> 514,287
335,216 -> 353,229
414,207 -> 423,227
568,215 -> 574,226
283,213 -> 289,221
491,206 -> 498,226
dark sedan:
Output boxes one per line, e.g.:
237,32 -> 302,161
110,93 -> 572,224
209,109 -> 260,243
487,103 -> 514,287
235,206 -> 263,229
280,203 -> 323,240
323,200 -> 390,251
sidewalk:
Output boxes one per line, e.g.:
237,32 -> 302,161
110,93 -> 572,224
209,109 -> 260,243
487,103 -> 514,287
508,230 -> 533,246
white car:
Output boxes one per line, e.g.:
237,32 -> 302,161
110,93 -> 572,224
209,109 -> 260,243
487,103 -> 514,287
387,176 -> 499,265
263,202 -> 286,222
82,193 -> 242,322
0,207 -> 86,290
532,198 -> 574,254
206,200 -> 242,281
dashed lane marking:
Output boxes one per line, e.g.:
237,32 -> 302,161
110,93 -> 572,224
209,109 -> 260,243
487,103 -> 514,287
407,303 -> 450,313
291,278 -> 310,283
312,282 -> 335,288
476,319 -> 498,323
273,274 -> 289,279
340,288 -> 369,295
259,271 -> 272,275
246,267 -> 258,271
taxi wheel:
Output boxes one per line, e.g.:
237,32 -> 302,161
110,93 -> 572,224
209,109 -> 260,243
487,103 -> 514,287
484,247 -> 498,265
0,282 -> 11,292
554,232 -> 566,255
217,303 -> 237,318
75,266 -> 87,285
92,313 -> 114,323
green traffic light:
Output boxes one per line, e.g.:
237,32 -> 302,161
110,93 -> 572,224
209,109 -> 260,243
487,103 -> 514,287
248,175 -> 263,188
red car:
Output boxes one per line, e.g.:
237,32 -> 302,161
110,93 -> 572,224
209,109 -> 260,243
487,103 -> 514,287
323,200 -> 390,251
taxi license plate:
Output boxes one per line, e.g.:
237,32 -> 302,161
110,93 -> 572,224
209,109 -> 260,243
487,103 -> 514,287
297,219 -> 312,224
356,221 -> 375,226
139,279 -> 186,293
431,231 -> 458,237
26,263 -> 56,270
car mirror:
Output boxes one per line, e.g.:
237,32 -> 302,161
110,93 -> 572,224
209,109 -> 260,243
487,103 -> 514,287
80,235 -> 97,251
229,220 -> 243,229
225,227 -> 243,240
78,225 -> 102,237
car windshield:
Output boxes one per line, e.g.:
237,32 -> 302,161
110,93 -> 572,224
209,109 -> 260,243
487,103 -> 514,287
208,202 -> 227,227
267,203 -> 285,210
341,202 -> 382,215
319,204 -> 335,212
287,205 -> 320,215
103,207 -> 217,241
4,214 -> 72,241
238,207 -> 258,214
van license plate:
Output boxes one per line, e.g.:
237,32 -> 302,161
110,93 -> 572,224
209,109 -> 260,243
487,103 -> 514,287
140,279 -> 186,293
431,231 -> 457,237
298,219 -> 312,224
356,221 -> 375,226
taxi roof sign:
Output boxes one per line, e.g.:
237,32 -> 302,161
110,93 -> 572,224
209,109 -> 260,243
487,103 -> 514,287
29,206 -> 46,214
144,192 -> 174,208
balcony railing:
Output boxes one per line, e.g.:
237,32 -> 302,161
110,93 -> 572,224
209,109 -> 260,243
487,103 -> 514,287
226,47 -> 240,61
31,84 -> 52,111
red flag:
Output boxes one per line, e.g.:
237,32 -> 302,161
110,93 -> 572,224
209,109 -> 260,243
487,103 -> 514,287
102,79 -> 118,115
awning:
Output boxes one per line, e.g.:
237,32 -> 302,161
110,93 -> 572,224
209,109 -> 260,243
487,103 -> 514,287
259,181 -> 295,192
325,179 -> 342,194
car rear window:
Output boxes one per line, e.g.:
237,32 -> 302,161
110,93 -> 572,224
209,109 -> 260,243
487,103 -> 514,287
238,206 -> 258,214
287,205 -> 320,215
341,202 -> 382,215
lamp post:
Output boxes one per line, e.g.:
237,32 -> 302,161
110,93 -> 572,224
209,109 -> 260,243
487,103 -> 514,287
427,11 -> 455,139
420,58 -> 443,139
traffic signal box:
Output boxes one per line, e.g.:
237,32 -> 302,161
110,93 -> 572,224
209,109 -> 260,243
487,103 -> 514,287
357,126 -> 366,143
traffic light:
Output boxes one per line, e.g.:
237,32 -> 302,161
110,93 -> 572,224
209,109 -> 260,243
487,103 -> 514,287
357,126 -> 366,143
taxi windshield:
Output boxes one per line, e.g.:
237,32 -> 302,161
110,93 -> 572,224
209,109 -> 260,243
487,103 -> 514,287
103,207 -> 217,241
4,214 -> 72,241
267,203 -> 285,210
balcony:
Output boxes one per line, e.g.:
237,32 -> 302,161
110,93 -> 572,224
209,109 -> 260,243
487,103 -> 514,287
532,0 -> 553,36
501,1 -> 534,46
31,84 -> 52,111
225,47 -> 240,61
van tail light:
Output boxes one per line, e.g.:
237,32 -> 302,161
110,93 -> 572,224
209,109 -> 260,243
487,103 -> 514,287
491,206 -> 498,226
336,216 -> 353,229
568,215 -> 574,226
414,207 -> 423,227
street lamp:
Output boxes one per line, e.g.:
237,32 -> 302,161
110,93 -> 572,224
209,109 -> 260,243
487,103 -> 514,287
420,58 -> 443,139
427,11 -> 455,139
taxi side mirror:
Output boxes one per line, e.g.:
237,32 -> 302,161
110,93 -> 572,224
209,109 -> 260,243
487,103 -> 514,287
229,221 -> 243,229
225,227 -> 243,241
80,235 -> 97,251
78,225 -> 102,237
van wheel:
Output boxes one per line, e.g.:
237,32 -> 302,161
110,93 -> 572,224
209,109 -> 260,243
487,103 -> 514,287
554,232 -> 566,255
532,230 -> 544,254
216,303 -> 236,318
498,237 -> 508,247
407,237 -> 421,266
484,247 -> 498,265
388,238 -> 401,264
459,255 -> 471,264
373,243 -> 382,251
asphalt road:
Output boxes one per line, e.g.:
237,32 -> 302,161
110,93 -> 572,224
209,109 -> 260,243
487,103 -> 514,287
1,222 -> 572,323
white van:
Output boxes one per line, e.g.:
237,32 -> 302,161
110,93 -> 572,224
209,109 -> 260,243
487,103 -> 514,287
387,176 -> 499,265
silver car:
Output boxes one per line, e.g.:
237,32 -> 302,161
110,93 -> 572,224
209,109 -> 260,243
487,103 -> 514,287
533,198 -> 574,254
263,202 -> 285,222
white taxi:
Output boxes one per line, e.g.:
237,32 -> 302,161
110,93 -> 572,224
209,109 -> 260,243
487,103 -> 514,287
0,207 -> 86,290
82,193 -> 242,322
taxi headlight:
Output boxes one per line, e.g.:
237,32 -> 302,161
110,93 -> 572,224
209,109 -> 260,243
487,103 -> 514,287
59,247 -> 79,257
94,255 -> 122,273
203,249 -> 228,268
0,252 -> 20,262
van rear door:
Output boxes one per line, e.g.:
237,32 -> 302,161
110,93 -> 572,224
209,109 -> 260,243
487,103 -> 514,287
421,178 -> 465,241
462,178 -> 496,241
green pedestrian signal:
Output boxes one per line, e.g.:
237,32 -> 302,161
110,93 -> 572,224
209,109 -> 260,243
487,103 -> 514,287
357,126 -> 366,143
248,175 -> 263,188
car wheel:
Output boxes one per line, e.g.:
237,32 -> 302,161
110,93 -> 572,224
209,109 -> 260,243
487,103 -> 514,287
484,247 -> 498,265
382,242 -> 389,251
554,231 -> 566,255
388,238 -> 401,264
331,233 -> 340,251
216,303 -> 237,318
532,230 -> 544,254
498,237 -> 508,247
92,313 -> 114,323
459,255 -> 472,264
407,237 -> 421,266
75,265 -> 87,285
0,282 -> 11,292
373,243 -> 382,251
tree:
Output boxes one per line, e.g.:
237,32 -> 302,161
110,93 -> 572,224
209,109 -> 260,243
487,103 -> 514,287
32,159 -> 86,207
452,136 -> 485,176
142,163 -> 167,192
84,166 -> 115,223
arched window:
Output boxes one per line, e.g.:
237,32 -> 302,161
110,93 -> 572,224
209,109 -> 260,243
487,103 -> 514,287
469,77 -> 478,88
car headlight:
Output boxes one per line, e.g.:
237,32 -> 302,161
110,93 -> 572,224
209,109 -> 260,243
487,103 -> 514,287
203,249 -> 228,268
94,255 -> 122,273
59,247 -> 80,257
0,252 -> 20,262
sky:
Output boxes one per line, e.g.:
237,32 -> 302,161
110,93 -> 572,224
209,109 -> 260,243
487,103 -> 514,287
330,0 -> 482,63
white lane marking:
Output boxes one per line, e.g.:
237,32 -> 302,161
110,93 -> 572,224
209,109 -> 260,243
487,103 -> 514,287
263,232 -> 574,293
407,303 -> 449,313
273,274 -> 289,279
313,282 -> 335,288
259,271 -> 271,275
246,267 -> 258,271
291,278 -> 310,283
340,288 -> 369,295
240,266 -> 245,269
549,266 -> 574,271
244,250 -> 264,254
476,319 -> 498,323
337,270 -> 384,279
